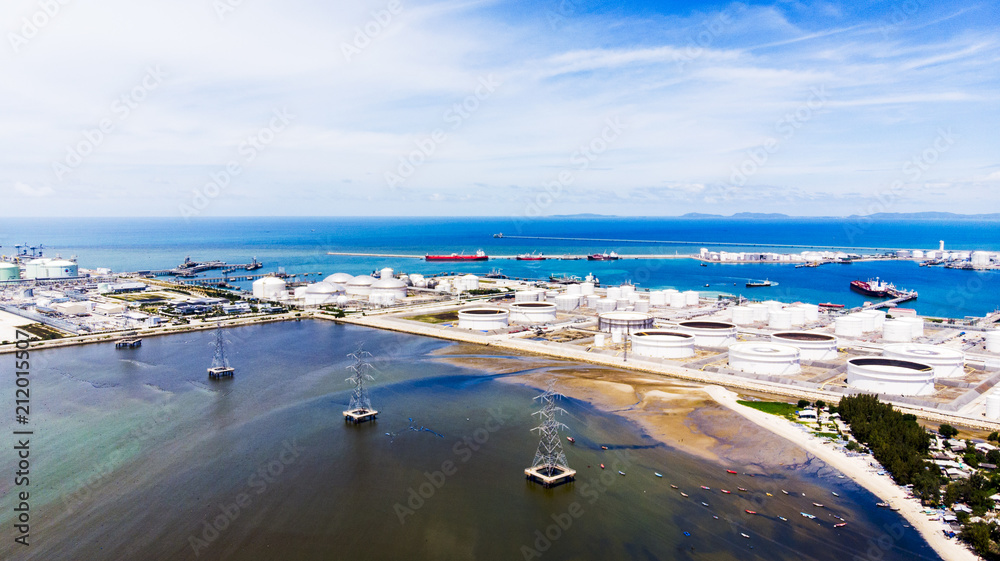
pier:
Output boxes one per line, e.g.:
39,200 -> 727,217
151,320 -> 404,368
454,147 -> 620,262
343,408 -> 378,423
207,366 -> 234,378
115,337 -> 141,348
492,234 -> 908,252
864,292 -> 919,310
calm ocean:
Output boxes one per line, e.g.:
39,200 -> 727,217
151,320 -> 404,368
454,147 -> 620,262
1,216 -> 997,317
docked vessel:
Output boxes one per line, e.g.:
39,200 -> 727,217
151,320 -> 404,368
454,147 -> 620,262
587,251 -> 619,261
516,253 -> 546,261
745,279 -> 773,288
850,278 -> 917,300
819,302 -> 845,309
425,249 -> 488,262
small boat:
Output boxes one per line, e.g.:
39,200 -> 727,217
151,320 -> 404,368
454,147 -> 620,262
831,492 -> 839,497
745,510 -> 757,515
670,484 -> 679,489
782,490 -> 789,495
683,531 -> 691,537
813,503 -> 824,508
741,533 -> 750,539
890,506 -> 900,511
726,470 -> 738,474
618,471 -> 625,476
738,487 -> 748,492
766,492 -> 773,497
600,464 -> 605,470
654,472 -> 663,478
701,486 -> 711,490
704,283 -> 709,287
778,516 -> 788,521
801,512 -> 816,519
722,489 -> 731,494
700,263 -> 707,267
834,522 -> 847,528
701,502 -> 709,507
746,279 -> 773,288
566,437 -> 575,443
680,492 -> 689,497
601,445 -> 608,450
876,502 -> 889,508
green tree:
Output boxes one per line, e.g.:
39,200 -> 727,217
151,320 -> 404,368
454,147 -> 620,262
797,399 -> 810,408
816,400 -> 826,409
939,424 -> 959,438
911,464 -> 942,505
960,522 -> 993,558
989,432 -> 999,442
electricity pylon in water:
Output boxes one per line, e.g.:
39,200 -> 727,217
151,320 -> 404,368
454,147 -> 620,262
344,344 -> 378,423
525,380 -> 576,486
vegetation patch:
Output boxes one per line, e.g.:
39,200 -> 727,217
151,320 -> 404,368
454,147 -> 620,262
736,400 -> 798,420
407,311 -> 459,324
18,322 -> 66,340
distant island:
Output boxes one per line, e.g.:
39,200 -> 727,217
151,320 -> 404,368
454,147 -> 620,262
677,212 -> 1000,220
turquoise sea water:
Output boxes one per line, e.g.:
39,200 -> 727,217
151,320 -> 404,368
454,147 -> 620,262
0,321 -> 942,560
1,216 -> 997,317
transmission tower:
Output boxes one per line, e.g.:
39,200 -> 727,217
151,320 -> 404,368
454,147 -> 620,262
343,343 -> 378,423
207,325 -> 234,378
525,380 -> 576,487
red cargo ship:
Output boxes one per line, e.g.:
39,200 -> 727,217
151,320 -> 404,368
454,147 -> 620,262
587,251 -> 619,261
516,253 -> 546,261
425,249 -> 488,262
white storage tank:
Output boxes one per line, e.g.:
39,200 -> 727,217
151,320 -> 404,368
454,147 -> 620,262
634,301 -> 650,313
669,292 -> 686,308
620,284 -> 636,298
555,294 -> 580,312
459,274 -> 480,292
410,273 -> 426,288
293,285 -> 309,299
594,333 -> 606,347
987,331 -> 1000,353
252,277 -> 287,299
677,321 -> 737,348
797,303 -> 819,323
788,307 -> 806,327
580,282 -> 596,295
747,303 -> 769,323
649,291 -> 666,306
598,311 -> 654,337
595,298 -> 617,313
509,302 -> 558,324
616,298 -> 630,309
768,310 -> 792,330
346,275 -> 376,296
835,315 -> 863,338
379,267 -> 395,280
883,344 -> 965,378
763,300 -> 784,313
303,282 -> 345,306
566,284 -> 582,296
631,330 -> 696,359
436,279 -> 452,293
371,278 -> 408,301
545,291 -> 558,302
852,311 -> 877,333
0,262 -> 20,281
898,317 -> 924,338
325,272 -> 355,284
728,342 -> 801,375
847,357 -> 935,396
683,290 -> 700,306
515,290 -> 543,302
732,307 -> 755,326
457,307 -> 509,330
883,320 -> 913,343
770,332 -> 838,361
987,392 -> 1000,420
607,287 -> 622,301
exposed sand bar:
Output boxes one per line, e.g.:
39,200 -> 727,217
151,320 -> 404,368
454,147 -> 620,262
706,385 -> 977,561
327,312 -> 1000,432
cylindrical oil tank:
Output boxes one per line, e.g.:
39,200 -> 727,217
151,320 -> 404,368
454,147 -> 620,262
883,344 -> 965,378
545,291 -> 558,302
883,320 -> 913,343
598,311 -> 654,337
566,284 -> 582,296
728,342 -> 801,375
457,307 -> 509,330
788,307 -> 806,327
631,330 -> 696,359
835,315 -> 864,338
669,292 -> 686,308
634,301 -> 650,313
380,267 -> 394,279
846,357 -> 934,396
615,298 -> 630,310
677,321 -> 737,348
509,302 -> 558,324
555,294 -> 580,312
797,303 -> 819,323
409,273 -> 426,288
586,295 -> 601,308
0,262 -> 20,281
763,301 -> 784,313
595,298 -> 617,313
732,307 -> 755,326
606,287 -> 622,300
869,309 -> 886,330
683,291 -> 699,306
987,331 -> 1000,353
594,333 -> 606,347
748,304 -> 768,323
621,284 -> 636,298
987,392 -> 1000,420
649,291 -> 666,306
580,282 -> 595,295
768,310 -> 792,330
346,275 -> 376,296
770,332 -> 838,361
515,290 -> 543,302
852,312 -> 877,333
898,317 -> 924,338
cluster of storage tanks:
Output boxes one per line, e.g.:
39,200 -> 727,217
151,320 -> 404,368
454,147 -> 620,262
729,301 -> 819,328
0,258 -> 79,280
252,267 -> 409,306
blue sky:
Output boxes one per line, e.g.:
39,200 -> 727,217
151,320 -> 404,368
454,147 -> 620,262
1,0 -> 997,216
